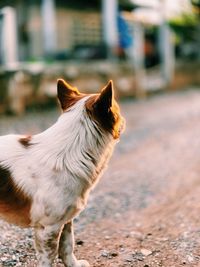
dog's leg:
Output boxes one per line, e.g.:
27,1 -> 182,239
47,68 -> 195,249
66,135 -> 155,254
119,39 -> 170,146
34,224 -> 61,267
59,221 -> 90,267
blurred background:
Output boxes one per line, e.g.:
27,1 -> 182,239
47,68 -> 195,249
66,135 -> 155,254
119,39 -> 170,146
0,0 -> 199,115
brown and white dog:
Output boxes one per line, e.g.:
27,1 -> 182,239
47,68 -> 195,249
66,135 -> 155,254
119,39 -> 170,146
0,79 -> 125,267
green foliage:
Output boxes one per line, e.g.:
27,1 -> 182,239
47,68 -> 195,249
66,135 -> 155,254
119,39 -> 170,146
169,12 -> 199,27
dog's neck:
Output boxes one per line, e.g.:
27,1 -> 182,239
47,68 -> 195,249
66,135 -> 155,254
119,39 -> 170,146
32,97 -> 116,183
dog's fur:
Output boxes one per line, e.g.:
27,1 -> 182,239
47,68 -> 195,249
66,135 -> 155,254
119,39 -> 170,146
0,79 -> 125,267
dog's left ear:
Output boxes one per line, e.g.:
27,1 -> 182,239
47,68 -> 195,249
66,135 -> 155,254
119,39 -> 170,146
94,80 -> 114,113
57,79 -> 80,110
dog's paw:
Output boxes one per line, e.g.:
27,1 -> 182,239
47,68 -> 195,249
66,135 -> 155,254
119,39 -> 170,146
76,260 -> 90,267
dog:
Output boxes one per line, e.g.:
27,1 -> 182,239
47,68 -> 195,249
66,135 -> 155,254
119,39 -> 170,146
0,79 -> 125,267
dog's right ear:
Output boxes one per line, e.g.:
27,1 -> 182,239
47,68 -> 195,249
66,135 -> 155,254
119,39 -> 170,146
57,79 -> 80,110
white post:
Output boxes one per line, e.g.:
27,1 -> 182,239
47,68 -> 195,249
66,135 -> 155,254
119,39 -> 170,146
102,0 -> 118,58
133,22 -> 146,97
158,0 -> 175,86
0,7 -> 18,66
41,0 -> 57,55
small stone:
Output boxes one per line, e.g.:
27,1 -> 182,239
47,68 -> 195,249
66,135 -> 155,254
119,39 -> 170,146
140,249 -> 152,256
132,252 -> 144,261
101,250 -> 109,257
114,213 -> 121,218
110,251 -> 118,257
127,231 -> 144,241
76,239 -> 84,245
125,256 -> 133,262
146,232 -> 152,236
1,257 -> 8,262
187,255 -> 194,262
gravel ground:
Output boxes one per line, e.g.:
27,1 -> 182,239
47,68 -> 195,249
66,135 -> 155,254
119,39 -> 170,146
1,88 -> 200,266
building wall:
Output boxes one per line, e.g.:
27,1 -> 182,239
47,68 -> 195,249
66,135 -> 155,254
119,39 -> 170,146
27,6 -> 102,60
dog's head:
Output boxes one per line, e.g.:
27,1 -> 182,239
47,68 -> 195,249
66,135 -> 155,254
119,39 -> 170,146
57,79 -> 125,139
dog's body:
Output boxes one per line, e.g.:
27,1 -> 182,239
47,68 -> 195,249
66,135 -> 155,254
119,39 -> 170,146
0,79 -> 125,267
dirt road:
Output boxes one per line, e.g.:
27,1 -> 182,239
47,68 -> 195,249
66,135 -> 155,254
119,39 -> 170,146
1,88 -> 200,266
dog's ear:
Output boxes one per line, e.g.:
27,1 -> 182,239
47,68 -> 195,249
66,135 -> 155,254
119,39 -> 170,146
94,80 -> 114,113
57,79 -> 80,110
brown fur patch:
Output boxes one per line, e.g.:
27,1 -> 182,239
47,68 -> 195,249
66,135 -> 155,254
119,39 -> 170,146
0,165 -> 31,226
19,135 -> 32,148
85,95 -> 123,139
62,94 -> 86,111
57,79 -> 86,111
